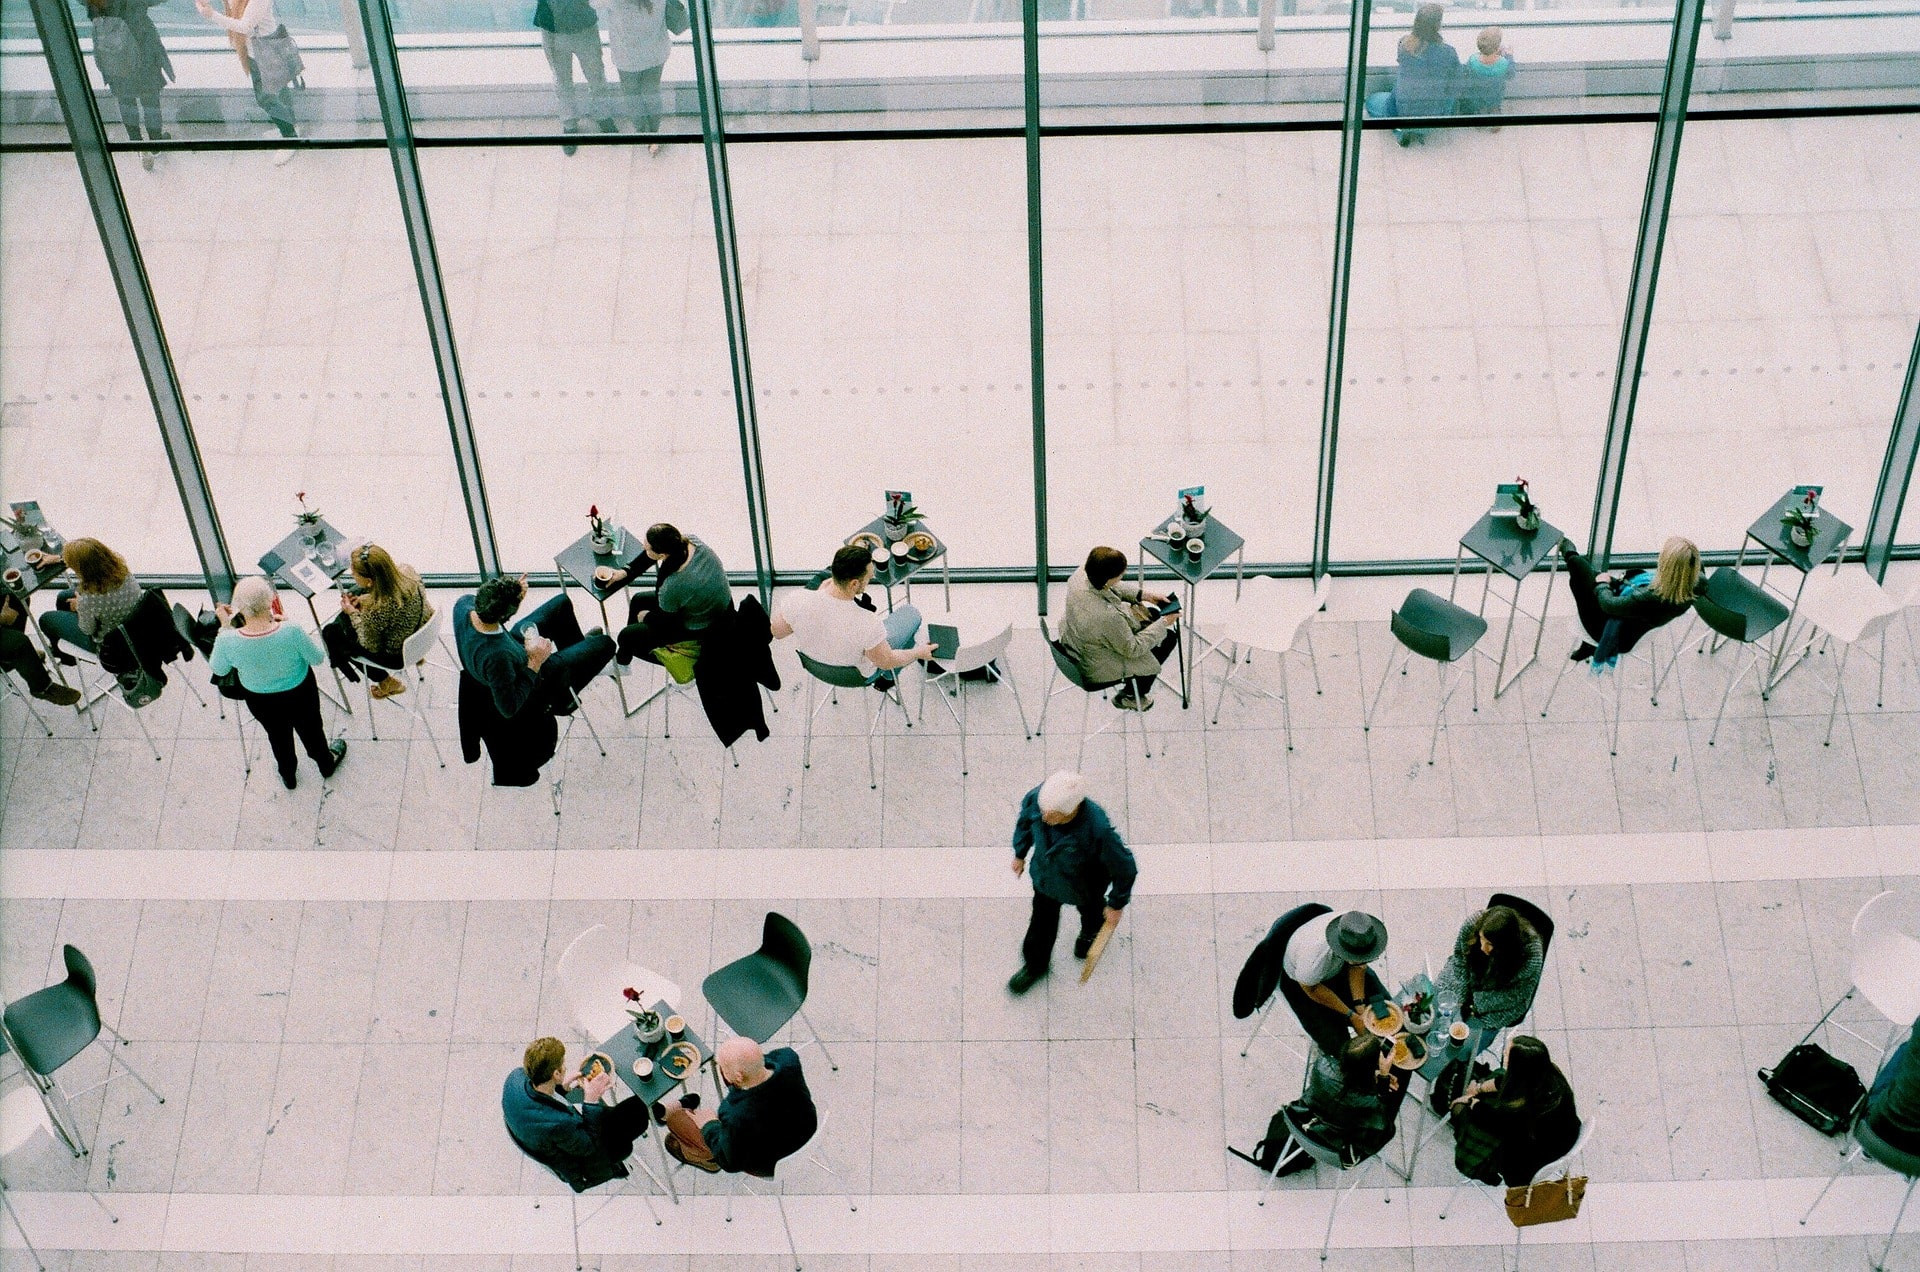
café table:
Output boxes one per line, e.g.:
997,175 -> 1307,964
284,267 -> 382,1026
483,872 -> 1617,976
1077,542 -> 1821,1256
258,518 -> 356,712
838,517 -> 951,614
1136,512 -> 1246,710
595,997 -> 716,1202
554,523 -> 654,717
1731,490 -> 1853,692
1447,509 -> 1564,698
0,501 -> 76,675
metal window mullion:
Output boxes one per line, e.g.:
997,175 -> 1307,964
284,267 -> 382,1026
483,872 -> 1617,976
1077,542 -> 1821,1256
356,0 -> 500,577
1025,0 -> 1049,615
1589,0 -> 1708,569
26,0 -> 236,598
1308,0 -> 1372,578
688,0 -> 774,604
1862,321 -> 1920,582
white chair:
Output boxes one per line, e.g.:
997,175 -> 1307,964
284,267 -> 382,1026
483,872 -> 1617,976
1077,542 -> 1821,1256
1,1086 -> 119,1271
1034,617 -> 1154,764
1539,617 -> 1683,757
1438,1114 -> 1595,1271
352,606 -> 451,769
1804,891 -> 1920,1073
507,1124 -> 665,1271
915,618 -> 1031,775
1256,1100 -> 1396,1263
1209,574 -> 1332,750
798,651 -> 912,791
1796,568 -> 1915,746
555,924 -> 685,1045
664,1107 -> 857,1272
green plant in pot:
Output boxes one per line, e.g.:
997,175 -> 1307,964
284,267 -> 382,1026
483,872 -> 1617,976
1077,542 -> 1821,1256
1403,989 -> 1436,1035
1781,496 -> 1817,551
623,986 -> 664,1043
882,500 -> 922,543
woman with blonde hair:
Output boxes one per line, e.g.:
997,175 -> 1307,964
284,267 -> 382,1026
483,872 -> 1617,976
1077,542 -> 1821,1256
1557,534 -> 1699,666
336,543 -> 430,699
39,537 -> 143,663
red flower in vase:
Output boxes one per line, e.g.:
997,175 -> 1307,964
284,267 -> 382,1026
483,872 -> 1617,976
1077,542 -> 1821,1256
622,986 -> 641,1002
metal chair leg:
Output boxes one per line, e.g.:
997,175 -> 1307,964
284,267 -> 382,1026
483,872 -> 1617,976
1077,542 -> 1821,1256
1822,644 -> 1850,746
1210,640 -> 1238,725
569,1190 -> 583,1271
1800,1141 -> 1862,1223
1277,647 -> 1294,752
1035,662 -> 1058,735
1320,1157 -> 1375,1261
95,1023 -> 168,1107
775,1188 -> 801,1272
1875,1174 -> 1917,1271
797,1005 -> 839,1072
1003,659 -> 1032,740
1437,1177 -> 1468,1220
802,677 -> 816,770
1362,647 -> 1404,730
1539,646 -> 1574,718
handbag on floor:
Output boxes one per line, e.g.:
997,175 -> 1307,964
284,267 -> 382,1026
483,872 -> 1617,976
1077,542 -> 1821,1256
1505,1173 -> 1585,1227
1759,1042 -> 1866,1136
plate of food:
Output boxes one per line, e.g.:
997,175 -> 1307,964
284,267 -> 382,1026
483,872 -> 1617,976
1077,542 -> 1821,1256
906,531 -> 936,557
660,1041 -> 700,1081
1363,1001 -> 1405,1038
846,531 -> 884,552
578,1052 -> 614,1083
1390,1034 -> 1428,1071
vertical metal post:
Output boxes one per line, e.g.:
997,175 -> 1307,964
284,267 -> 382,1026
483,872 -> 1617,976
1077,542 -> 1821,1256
1589,0 -> 1706,568
1257,0 -> 1274,52
1024,0 -> 1050,613
25,0 -> 236,599
1307,0 -> 1371,579
799,0 -> 821,60
357,0 -> 501,576
688,0 -> 775,602
1862,322 -> 1920,583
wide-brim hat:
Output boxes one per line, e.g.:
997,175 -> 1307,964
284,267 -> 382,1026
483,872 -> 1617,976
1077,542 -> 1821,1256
1330,911 -> 1388,963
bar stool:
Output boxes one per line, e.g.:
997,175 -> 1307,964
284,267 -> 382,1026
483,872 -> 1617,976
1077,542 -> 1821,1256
1364,588 -> 1489,765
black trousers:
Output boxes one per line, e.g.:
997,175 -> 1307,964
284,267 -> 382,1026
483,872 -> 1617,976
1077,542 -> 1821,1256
592,1095 -> 654,1161
0,622 -> 52,692
244,671 -> 333,781
513,594 -> 616,710
616,595 -> 688,666
1121,627 -> 1182,699
1561,548 -> 1610,644
1022,890 -> 1105,973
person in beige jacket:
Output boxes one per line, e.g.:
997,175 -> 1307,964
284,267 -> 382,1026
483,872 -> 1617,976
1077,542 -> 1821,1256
1059,546 -> 1179,711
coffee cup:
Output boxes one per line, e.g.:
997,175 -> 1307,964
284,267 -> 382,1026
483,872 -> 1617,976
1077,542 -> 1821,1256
665,1014 -> 685,1037
1186,537 -> 1205,558
871,548 -> 889,567
592,565 -> 616,586
1167,524 -> 1186,543
891,541 -> 910,559
1449,1021 -> 1470,1044
1,568 -> 20,589
633,1056 -> 654,1079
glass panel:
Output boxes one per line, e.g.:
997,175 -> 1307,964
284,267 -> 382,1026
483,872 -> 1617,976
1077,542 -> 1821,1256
0,0 -> 68,143
1331,119 -> 1653,563
0,151 -> 198,572
730,137 -> 1033,573
1622,114 -> 1920,558
1042,131 -> 1333,568
416,143 -> 756,577
115,148 -> 475,575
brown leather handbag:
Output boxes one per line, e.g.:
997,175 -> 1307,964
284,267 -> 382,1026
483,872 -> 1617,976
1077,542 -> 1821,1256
1505,1174 -> 1586,1227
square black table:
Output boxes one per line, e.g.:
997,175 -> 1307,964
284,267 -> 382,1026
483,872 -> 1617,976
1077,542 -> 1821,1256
1135,512 -> 1247,709
554,524 -> 645,715
842,516 -> 951,614
1,505 -> 77,685
259,517 -> 355,711
595,998 -> 715,1202
1447,509 -> 1564,698
1734,490 -> 1854,690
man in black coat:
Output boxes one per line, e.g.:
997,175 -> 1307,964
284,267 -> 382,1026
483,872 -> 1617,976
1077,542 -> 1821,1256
501,1036 -> 652,1188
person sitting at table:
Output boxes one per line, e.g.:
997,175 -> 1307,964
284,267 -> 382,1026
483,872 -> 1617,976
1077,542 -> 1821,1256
1448,1035 -> 1580,1187
0,592 -> 81,706
768,544 -> 933,688
212,576 -> 346,790
610,523 -> 734,668
1864,1011 -> 1920,1153
456,575 -> 616,718
1431,904 -> 1544,1035
1557,535 -> 1699,667
38,537 -> 143,663
327,543 -> 431,699
1060,545 -> 1178,712
661,1037 -> 818,1176
1283,909 -> 1390,1054
502,1036 -> 654,1187
1270,1033 -> 1407,1174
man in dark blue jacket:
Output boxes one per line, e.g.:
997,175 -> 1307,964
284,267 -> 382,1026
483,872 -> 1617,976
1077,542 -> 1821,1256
661,1037 -> 817,1175
1007,771 -> 1137,994
501,1037 -> 652,1189
1867,1014 -> 1920,1154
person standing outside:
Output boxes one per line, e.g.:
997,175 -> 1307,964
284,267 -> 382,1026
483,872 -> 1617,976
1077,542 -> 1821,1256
535,0 -> 618,154
604,0 -> 671,149
84,0 -> 173,159
195,0 -> 303,159
1006,771 -> 1136,995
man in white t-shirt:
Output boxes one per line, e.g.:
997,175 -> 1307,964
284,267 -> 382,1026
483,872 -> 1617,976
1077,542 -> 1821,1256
770,544 -> 934,684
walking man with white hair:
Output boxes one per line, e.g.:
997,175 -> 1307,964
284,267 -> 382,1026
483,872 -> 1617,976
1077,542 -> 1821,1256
1007,771 -> 1137,995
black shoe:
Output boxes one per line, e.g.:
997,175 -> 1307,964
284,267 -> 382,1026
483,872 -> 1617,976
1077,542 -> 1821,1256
679,1092 -> 701,1111
651,1100 -> 669,1125
319,738 -> 347,777
280,769 -> 298,791
32,683 -> 81,707
1007,965 -> 1048,995
596,118 -> 618,133
562,122 -> 579,156
51,649 -> 77,667
870,674 -> 896,692
1569,642 -> 1595,663
1558,536 -> 1579,558
1073,934 -> 1095,959
149,129 -> 172,141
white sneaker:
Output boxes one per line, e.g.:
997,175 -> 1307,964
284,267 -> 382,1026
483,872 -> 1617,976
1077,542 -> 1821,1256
272,146 -> 296,167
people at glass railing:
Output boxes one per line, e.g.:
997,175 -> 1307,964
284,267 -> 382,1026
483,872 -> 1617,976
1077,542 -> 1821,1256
84,0 -> 173,160
535,0 -> 619,154
606,0 -> 672,149
212,576 -> 347,790
38,538 -> 143,664
1363,2 -> 1458,147
194,0 -> 304,160
1458,27 -> 1516,121
327,543 -> 432,700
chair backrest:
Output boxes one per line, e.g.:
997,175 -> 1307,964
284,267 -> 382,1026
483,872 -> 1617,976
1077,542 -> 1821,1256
759,912 -> 813,997
1488,892 -> 1556,958
63,945 -> 98,1004
504,1120 -> 609,1195
400,605 -> 446,668
1037,618 -> 1094,691
797,650 -> 871,690
1850,891 -> 1920,1025
0,1086 -> 53,1158
1389,606 -> 1456,664
1281,1102 -> 1362,1171
170,602 -> 205,661
1692,590 -> 1749,643
1525,1112 -> 1595,1187
950,622 -> 1014,677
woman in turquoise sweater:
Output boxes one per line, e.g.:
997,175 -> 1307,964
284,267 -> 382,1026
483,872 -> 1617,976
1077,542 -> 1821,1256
212,576 -> 345,790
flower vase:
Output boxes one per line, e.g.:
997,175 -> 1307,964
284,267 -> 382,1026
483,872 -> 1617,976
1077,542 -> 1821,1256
630,1013 -> 664,1045
1516,509 -> 1541,535
883,519 -> 912,543
1788,523 -> 1814,550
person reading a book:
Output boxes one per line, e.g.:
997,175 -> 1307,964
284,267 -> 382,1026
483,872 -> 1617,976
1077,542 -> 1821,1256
1059,545 -> 1178,712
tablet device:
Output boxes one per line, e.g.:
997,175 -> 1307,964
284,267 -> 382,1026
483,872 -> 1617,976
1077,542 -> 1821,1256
259,549 -> 287,577
1155,593 -> 1181,617
927,623 -> 960,661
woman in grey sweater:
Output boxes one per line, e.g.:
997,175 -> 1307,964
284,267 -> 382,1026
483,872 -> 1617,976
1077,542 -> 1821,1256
1433,905 -> 1545,1033
39,538 -> 143,663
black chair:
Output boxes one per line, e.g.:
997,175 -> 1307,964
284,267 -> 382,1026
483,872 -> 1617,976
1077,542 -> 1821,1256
504,1123 -> 663,1271
1033,617 -> 1152,764
701,912 -> 838,1072
1364,588 -> 1490,765
1684,567 -> 1791,745
0,945 -> 166,1157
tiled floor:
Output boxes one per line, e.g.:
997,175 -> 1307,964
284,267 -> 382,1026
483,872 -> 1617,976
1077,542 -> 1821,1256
2,577 -> 1918,1268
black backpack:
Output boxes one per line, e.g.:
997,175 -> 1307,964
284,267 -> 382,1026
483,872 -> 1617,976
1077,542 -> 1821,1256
1759,1043 -> 1866,1136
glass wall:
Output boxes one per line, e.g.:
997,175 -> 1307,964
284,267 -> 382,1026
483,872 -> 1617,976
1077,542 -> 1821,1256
3,0 -> 1919,598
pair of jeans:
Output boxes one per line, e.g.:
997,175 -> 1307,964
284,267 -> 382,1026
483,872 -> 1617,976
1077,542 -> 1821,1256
243,670 -> 333,782
1020,889 -> 1105,974
513,593 -> 616,710
115,91 -> 164,142
38,591 -> 93,660
863,603 -> 922,685
248,63 -> 297,138
617,65 -> 663,132
542,27 -> 611,126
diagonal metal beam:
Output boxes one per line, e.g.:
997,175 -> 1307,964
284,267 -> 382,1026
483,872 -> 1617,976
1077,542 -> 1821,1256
1863,321 -> 1920,582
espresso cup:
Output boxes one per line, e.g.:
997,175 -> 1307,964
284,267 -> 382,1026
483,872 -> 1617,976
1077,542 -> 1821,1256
1167,524 -> 1186,542
1186,538 -> 1205,558
1,568 -> 20,588
665,1015 -> 686,1037
871,548 -> 889,566
633,1057 -> 655,1079
1449,1021 -> 1470,1044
